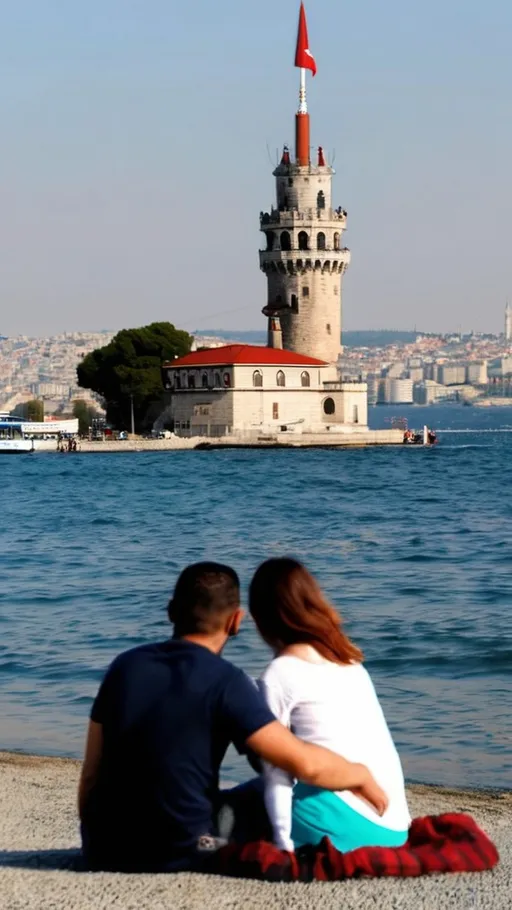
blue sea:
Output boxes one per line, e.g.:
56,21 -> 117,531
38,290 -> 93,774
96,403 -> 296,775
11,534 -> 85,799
1,404 -> 511,789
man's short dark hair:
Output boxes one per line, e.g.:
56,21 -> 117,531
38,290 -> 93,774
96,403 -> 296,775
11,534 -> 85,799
168,562 -> 240,636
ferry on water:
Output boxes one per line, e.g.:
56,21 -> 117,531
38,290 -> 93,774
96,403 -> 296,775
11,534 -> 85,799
0,413 -> 79,454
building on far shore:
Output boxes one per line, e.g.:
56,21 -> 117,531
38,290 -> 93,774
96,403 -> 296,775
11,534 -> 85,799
159,5 -> 372,443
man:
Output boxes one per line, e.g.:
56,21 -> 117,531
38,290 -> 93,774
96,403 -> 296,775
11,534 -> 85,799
79,563 -> 387,872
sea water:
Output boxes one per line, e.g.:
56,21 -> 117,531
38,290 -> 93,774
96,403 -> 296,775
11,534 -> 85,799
1,405 -> 511,788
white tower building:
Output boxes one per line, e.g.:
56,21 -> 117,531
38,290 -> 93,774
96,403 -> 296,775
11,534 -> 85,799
505,301 -> 512,342
259,7 -> 351,363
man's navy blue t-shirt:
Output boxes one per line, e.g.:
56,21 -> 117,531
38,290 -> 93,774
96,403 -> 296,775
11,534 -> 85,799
85,640 -> 275,871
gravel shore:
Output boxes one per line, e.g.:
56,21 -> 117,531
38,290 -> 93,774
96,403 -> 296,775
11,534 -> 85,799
0,752 -> 510,910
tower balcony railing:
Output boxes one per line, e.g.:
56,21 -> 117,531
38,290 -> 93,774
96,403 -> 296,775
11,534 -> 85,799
259,247 -> 351,262
260,207 -> 347,226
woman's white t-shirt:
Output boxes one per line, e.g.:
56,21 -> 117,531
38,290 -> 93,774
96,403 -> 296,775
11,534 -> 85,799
259,655 -> 411,852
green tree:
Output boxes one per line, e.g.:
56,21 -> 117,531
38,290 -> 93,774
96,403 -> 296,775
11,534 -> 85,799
77,322 -> 191,431
16,399 -> 44,422
72,400 -> 99,437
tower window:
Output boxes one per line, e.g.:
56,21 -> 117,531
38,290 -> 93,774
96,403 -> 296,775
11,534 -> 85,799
333,232 -> 340,251
317,232 -> 326,251
301,371 -> 310,387
266,231 -> 275,252
298,231 -> 309,251
276,371 -> 286,387
302,286 -> 309,297
280,231 -> 291,251
317,191 -> 326,210
326,324 -> 331,335
253,370 -> 263,388
288,178 -> 294,187
291,294 -> 298,313
323,397 -> 335,415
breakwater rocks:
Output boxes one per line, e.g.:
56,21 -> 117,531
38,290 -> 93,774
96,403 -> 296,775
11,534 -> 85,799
56,429 -> 405,454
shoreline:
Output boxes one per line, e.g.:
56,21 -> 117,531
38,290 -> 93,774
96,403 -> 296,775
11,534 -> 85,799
1,751 -> 511,909
32,429 -> 405,453
2,748 -> 511,799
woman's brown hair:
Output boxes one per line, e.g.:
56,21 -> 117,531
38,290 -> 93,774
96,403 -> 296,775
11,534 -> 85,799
249,558 -> 363,665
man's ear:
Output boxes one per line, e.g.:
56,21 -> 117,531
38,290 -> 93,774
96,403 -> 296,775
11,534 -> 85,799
226,607 -> 244,638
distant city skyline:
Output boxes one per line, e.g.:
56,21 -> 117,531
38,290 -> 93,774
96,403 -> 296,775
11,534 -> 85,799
1,0 -> 512,336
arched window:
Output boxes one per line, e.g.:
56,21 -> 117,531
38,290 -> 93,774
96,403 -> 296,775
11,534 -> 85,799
317,232 -> 326,251
253,370 -> 263,388
214,372 -> 221,388
266,231 -> 275,252
188,372 -> 196,389
301,371 -> 310,387
323,397 -> 335,415
276,370 -> 286,387
223,372 -> 231,388
317,191 -> 326,210
175,373 -> 181,390
333,232 -> 340,251
201,372 -> 209,388
280,231 -> 291,251
298,231 -> 309,251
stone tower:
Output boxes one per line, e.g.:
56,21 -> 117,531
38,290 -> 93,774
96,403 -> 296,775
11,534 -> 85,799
259,7 -> 350,363
505,301 -> 512,342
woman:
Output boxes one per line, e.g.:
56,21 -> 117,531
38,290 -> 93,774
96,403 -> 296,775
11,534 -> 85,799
250,558 -> 411,854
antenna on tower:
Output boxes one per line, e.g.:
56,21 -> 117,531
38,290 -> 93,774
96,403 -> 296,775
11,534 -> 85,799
331,149 -> 336,166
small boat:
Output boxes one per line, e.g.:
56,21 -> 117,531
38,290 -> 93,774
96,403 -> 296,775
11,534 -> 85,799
391,417 -> 438,446
403,426 -> 438,446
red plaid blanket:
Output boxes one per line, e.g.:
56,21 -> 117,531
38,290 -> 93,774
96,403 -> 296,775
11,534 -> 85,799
209,813 -> 499,882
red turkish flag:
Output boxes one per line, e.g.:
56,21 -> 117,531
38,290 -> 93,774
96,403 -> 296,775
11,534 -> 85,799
295,3 -> 317,76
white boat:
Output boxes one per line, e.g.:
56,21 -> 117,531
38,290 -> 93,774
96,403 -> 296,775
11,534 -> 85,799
0,414 -> 36,453
0,437 -> 35,454
0,413 -> 79,453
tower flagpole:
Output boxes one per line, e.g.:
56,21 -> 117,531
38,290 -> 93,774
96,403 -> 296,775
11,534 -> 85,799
294,2 -> 316,165
296,67 -> 310,165
298,67 -> 307,113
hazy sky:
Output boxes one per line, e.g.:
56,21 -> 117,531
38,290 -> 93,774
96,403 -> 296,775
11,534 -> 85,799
1,0 -> 511,337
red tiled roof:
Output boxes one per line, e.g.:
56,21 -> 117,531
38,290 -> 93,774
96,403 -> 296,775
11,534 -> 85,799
164,344 -> 327,368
